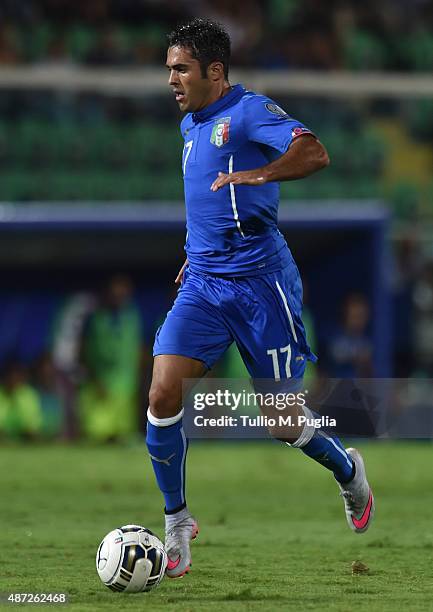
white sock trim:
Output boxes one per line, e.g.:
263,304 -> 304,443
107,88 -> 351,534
147,407 -> 184,427
165,506 -> 190,528
289,405 -> 316,448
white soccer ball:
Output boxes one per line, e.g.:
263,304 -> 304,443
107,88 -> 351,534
96,524 -> 167,593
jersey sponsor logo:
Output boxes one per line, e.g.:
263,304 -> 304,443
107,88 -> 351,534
210,116 -> 231,147
265,102 -> 290,119
291,126 -> 311,138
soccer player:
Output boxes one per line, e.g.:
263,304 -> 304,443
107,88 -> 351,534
146,18 -> 375,578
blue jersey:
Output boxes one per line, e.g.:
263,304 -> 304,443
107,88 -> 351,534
180,84 -> 313,276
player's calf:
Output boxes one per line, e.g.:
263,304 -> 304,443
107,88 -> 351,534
273,403 -> 374,533
275,403 -> 355,483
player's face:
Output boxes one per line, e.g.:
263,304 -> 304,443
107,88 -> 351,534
166,46 -> 213,113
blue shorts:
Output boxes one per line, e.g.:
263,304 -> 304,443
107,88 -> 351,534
153,265 -> 317,380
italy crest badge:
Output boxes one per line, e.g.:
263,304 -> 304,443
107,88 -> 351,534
210,117 -> 231,147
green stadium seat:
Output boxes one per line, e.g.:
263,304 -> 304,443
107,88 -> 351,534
342,30 -> 388,71
405,32 -> 433,72
66,27 -> 95,61
388,181 -> 420,220
406,100 -> 433,142
22,24 -> 54,62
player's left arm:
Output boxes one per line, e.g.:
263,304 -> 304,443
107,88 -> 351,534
211,134 -> 329,191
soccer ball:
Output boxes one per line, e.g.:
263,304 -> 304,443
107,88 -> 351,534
96,524 -> 167,593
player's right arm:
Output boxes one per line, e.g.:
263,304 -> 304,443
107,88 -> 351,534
211,135 -> 328,191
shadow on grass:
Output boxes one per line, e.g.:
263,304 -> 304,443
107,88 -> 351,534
163,588 -> 287,604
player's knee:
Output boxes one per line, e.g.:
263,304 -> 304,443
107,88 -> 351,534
148,383 -> 181,419
267,426 -> 300,446
268,422 -> 308,445
266,411 -> 304,442
265,404 -> 315,446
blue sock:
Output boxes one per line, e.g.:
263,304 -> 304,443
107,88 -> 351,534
146,410 -> 188,513
300,430 -> 354,483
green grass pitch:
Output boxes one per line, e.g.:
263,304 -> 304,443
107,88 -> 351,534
1,441 -> 433,611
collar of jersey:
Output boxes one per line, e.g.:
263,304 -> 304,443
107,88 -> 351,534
191,84 -> 246,124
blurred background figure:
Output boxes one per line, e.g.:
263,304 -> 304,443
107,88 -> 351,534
50,291 -> 97,439
0,359 -> 42,440
78,275 -> 142,442
33,352 -> 65,439
327,294 -> 373,378
390,234 -> 420,378
413,258 -> 433,377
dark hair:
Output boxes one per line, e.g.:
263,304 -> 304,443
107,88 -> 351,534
167,18 -> 231,79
